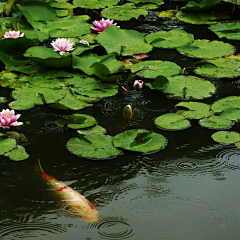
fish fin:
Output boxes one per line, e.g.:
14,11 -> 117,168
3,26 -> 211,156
38,159 -> 44,172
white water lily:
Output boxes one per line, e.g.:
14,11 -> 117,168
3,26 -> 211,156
51,38 -> 75,55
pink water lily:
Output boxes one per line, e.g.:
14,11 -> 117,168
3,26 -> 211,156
3,30 -> 24,39
51,38 -> 75,55
80,40 -> 89,46
0,109 -> 23,128
133,80 -> 144,89
91,18 -> 119,33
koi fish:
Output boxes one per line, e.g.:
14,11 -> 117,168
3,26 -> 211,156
38,161 -> 99,223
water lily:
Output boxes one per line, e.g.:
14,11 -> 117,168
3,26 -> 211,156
80,40 -> 89,46
3,30 -> 24,39
51,38 -> 75,56
123,105 -> 133,120
91,18 -> 119,33
0,109 -> 23,128
133,80 -> 144,90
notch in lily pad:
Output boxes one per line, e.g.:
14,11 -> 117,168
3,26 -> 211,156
56,114 -> 97,130
145,75 -> 170,90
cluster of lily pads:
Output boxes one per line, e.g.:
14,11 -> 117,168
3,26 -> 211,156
0,0 -> 239,160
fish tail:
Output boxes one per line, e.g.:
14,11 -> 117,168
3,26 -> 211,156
37,159 -> 44,172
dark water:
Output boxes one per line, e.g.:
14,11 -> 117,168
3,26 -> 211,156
0,3 -> 240,240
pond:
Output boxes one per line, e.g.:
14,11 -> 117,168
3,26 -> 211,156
0,0 -> 240,239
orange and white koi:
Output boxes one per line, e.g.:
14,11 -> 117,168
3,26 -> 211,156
38,161 -> 99,223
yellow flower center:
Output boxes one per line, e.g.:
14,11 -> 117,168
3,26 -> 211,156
12,35 -> 15,37
2,114 -> 11,117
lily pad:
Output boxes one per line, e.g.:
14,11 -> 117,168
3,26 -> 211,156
212,131 -> 240,144
41,17 -> 91,38
157,10 -> 178,18
56,114 -> 97,129
154,113 -> 191,130
211,96 -> 240,114
73,0 -> 118,9
176,102 -> 214,119
194,58 -> 240,78
9,100 -> 35,110
176,10 -> 218,25
17,0 -> 58,29
77,125 -> 106,135
145,76 -> 170,90
95,25 -> 153,56
199,116 -> 233,130
72,53 -> 122,76
209,22 -> 240,40
145,29 -> 194,48
177,40 -> 235,59
181,0 -> 221,11
220,108 -> 240,122
128,0 -> 164,4
24,46 -> 72,68
131,60 -> 181,78
67,134 -> 123,159
6,145 -> 29,161
222,0 -> 240,5
0,97 -> 7,103
162,75 -> 216,100
0,137 -> 16,155
101,4 -> 148,21
113,129 -> 167,153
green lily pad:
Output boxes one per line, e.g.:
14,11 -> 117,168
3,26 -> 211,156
220,108 -> 240,122
211,96 -> 240,114
177,40 -> 234,59
157,10 -> 178,18
113,129 -> 167,153
222,0 -> 240,5
145,29 -> 194,48
73,0 -> 118,9
4,131 -> 21,140
131,60 -> 181,78
72,44 -> 99,56
235,141 -> 240,148
77,125 -> 106,135
101,3 -> 148,21
0,97 -> 7,103
162,75 -> 216,100
72,53 -> 122,76
6,145 -> 29,161
176,102 -> 214,119
212,131 -> 240,144
9,100 -> 35,110
41,17 -> 91,38
56,114 -> 97,129
95,25 -> 153,56
176,10 -> 218,25
155,113 -> 191,130
128,0 -> 164,4
209,22 -> 240,40
136,3 -> 160,9
181,0 -> 221,11
0,2 -> 5,14
17,1 -> 58,29
145,76 -> 170,90
67,134 -> 123,159
199,116 -> 233,130
24,46 -> 72,68
24,30 -> 49,43
0,137 -> 16,155
194,58 -> 240,78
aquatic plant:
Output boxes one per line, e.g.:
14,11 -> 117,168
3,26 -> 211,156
3,30 -> 24,39
91,18 -> 119,32
123,105 -> 134,120
80,40 -> 89,46
133,80 -> 144,89
51,38 -> 75,55
0,109 -> 23,128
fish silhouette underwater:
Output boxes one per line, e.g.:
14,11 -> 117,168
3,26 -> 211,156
38,161 -> 99,223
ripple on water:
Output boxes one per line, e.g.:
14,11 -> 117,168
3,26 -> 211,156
87,217 -> 134,240
216,148 -> 240,170
0,222 -> 67,240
